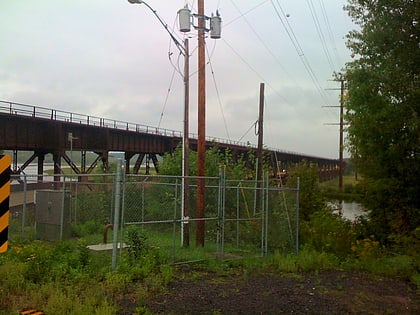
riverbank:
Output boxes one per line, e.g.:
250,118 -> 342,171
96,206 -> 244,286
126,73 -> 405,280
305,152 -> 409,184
320,174 -> 364,200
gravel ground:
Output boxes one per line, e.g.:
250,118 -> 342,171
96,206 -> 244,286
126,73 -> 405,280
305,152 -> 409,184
141,268 -> 419,315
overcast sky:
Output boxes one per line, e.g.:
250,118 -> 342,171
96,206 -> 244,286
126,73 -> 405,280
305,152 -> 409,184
0,0 -> 355,159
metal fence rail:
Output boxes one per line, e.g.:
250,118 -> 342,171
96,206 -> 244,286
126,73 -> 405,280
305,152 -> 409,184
9,169 -> 299,267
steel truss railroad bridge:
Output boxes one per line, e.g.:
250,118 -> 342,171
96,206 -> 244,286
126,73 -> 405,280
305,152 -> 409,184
0,101 -> 340,181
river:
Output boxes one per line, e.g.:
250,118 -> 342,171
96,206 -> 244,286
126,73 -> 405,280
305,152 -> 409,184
330,200 -> 367,222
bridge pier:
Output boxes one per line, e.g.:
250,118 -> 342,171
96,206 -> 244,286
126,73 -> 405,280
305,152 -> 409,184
81,151 -> 86,173
100,151 -> 109,172
53,151 -> 61,183
124,152 -> 135,174
133,153 -> 145,174
37,152 -> 45,182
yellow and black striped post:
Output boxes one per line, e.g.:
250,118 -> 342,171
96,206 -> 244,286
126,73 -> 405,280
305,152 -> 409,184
0,154 -> 11,253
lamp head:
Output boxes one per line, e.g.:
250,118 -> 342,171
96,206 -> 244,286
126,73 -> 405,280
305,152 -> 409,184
128,0 -> 143,4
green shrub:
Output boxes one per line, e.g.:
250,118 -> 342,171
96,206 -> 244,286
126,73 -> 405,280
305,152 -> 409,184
272,246 -> 339,272
353,254 -> 416,279
126,227 -> 149,261
300,209 -> 356,258
296,246 -> 339,271
72,220 -> 103,237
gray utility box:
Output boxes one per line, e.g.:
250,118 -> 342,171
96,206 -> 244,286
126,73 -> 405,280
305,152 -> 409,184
35,190 -> 71,241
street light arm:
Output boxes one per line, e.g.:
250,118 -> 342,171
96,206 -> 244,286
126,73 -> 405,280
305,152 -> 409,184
128,0 -> 186,56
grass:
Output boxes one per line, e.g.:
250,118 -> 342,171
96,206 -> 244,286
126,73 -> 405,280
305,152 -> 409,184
320,174 -> 359,189
3,172 -> 419,313
1,225 -> 418,314
320,174 -> 364,201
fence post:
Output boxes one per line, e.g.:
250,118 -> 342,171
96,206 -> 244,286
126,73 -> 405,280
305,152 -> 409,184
112,158 -> 123,271
173,178 -> 180,261
296,177 -> 300,256
216,166 -> 226,261
236,183 -> 240,248
21,174 -> 27,238
120,168 -> 127,256
60,176 -> 66,240
264,172 -> 269,257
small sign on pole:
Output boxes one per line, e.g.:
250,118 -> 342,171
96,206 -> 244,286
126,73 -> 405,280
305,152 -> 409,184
0,154 -> 11,253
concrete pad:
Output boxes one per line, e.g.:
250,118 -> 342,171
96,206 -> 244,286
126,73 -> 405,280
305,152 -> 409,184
87,243 -> 128,251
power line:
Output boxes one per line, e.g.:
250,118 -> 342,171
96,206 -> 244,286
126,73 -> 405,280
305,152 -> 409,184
157,66 -> 177,129
270,0 -> 330,104
229,0 -> 302,91
205,42 -> 231,140
223,0 -> 270,28
238,120 -> 257,143
306,0 -> 336,73
221,38 -> 290,105
318,0 -> 342,68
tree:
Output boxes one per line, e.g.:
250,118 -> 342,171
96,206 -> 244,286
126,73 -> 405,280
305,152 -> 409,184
344,0 -> 419,242
159,145 -> 258,180
287,161 -> 324,221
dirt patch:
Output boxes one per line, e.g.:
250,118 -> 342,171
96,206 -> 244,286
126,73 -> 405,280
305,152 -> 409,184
141,268 -> 419,315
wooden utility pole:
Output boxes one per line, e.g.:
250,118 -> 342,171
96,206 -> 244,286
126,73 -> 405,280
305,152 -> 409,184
325,74 -> 346,191
196,0 -> 206,247
338,75 -> 345,191
182,38 -> 190,247
256,83 -> 265,212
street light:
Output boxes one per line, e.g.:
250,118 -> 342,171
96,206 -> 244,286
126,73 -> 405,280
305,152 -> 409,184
128,0 -> 186,56
127,0 -> 190,246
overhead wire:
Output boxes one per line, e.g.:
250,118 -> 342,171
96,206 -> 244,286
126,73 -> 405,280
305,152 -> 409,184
221,38 -> 289,105
271,0 -> 330,104
306,0 -> 336,73
304,0 -> 342,122
238,121 -> 258,143
158,14 -> 185,128
316,0 -> 347,121
228,0 -> 334,127
302,0 -> 344,120
183,0 -> 275,143
157,67 -> 177,129
215,0 -> 333,146
229,0 -> 303,92
223,0 -> 270,28
205,41 -> 231,140
264,98 -> 293,240
168,1 -> 343,151
225,0 -> 340,152
221,35 -> 319,144
222,1 -> 346,155
218,1 -> 330,147
318,0 -> 342,68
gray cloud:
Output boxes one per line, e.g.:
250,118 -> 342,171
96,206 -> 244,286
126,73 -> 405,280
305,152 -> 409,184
0,0 -> 353,159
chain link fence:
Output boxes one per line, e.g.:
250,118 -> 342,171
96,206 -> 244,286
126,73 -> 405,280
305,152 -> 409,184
9,167 -> 299,266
